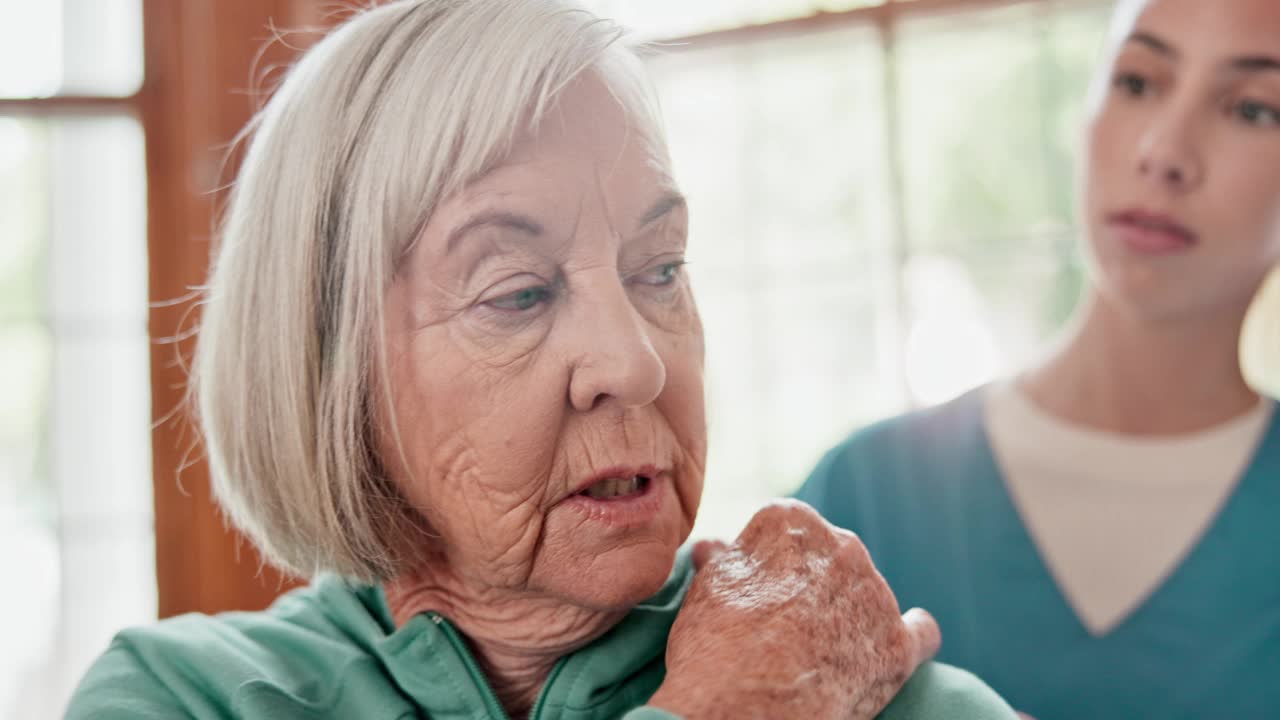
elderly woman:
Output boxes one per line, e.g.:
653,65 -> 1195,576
67,2 -> 1017,718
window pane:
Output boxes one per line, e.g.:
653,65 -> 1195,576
0,115 -> 152,719
649,26 -> 903,536
894,0 -> 1111,401
0,0 -> 144,98
584,0 -> 886,40
896,2 -> 1104,245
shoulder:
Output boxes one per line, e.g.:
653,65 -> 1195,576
796,387 -> 989,510
879,662 -> 1018,720
822,388 -> 987,474
65,641 -> 188,720
65,576 -> 391,719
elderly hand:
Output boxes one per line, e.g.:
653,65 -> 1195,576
649,500 -> 941,720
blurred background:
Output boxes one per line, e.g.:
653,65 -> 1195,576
0,0 -> 1117,716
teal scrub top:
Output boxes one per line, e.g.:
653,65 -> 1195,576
796,387 -> 1280,720
67,549 -> 1017,719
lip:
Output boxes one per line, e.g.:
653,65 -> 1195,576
1106,207 -> 1198,255
561,465 -> 669,529
568,465 -> 665,497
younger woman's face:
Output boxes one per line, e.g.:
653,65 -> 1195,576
1083,0 -> 1280,321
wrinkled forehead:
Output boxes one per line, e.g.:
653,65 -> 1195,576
511,69 -> 672,174
423,71 -> 681,250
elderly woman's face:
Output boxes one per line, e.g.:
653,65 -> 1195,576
382,74 -> 706,610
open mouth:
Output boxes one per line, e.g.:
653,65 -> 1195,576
578,474 -> 651,500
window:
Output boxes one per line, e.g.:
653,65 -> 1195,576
0,2 -> 151,717
582,0 -> 1113,538
0,4 -> 1121,712
586,0 -> 888,39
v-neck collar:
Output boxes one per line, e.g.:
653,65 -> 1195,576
984,383 -> 1274,635
971,387 -> 1280,640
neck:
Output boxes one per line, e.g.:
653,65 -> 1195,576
382,562 -> 624,718
1023,291 -> 1260,434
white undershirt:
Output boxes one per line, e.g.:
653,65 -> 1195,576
983,380 -> 1273,637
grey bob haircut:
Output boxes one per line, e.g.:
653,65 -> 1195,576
192,0 -> 666,582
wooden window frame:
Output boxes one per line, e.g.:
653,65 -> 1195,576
0,0 -> 1056,618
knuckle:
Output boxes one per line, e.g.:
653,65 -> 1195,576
741,500 -> 827,546
835,534 -> 874,570
744,500 -> 791,529
771,498 -> 824,525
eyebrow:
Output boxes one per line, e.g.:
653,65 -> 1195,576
638,191 -> 687,229
445,211 -> 543,254
1127,31 -> 1178,59
444,191 -> 687,254
1231,55 -> 1280,74
1126,30 -> 1280,74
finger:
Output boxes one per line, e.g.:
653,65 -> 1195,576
691,539 -> 728,570
1017,714 -> 1038,720
901,607 -> 942,669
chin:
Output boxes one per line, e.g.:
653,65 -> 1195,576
1094,261 -> 1196,318
1099,273 -> 1239,323
549,539 -> 680,611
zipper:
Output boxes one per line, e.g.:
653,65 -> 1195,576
430,612 -> 512,720
528,657 -> 567,720
429,611 -> 571,720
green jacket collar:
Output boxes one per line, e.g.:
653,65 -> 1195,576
313,552 -> 693,720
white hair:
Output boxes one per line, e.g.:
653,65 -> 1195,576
193,0 -> 667,582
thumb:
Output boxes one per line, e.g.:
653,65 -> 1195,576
691,539 -> 729,571
902,607 -> 942,670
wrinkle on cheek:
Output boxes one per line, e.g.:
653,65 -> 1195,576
564,410 -> 666,477
614,409 -> 655,460
429,431 -> 551,587
465,497 -> 545,586
397,268 -> 474,332
451,313 -> 550,372
646,294 -> 704,370
566,430 -> 613,484
660,391 -> 707,529
634,284 -> 698,334
573,533 -> 671,582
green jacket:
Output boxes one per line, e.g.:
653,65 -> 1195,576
67,553 -> 1017,719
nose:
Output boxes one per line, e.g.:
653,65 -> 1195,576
1135,110 -> 1203,191
567,276 -> 667,413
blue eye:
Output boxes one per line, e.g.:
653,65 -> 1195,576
636,261 -> 686,287
487,286 -> 554,311
1234,99 -> 1280,128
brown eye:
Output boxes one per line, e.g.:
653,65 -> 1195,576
1112,72 -> 1151,98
